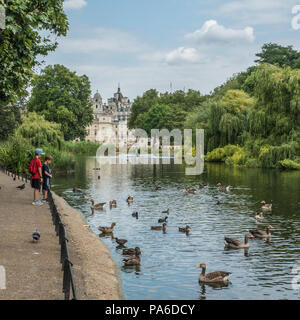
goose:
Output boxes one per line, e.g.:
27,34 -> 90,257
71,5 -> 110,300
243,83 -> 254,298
127,195 -> 134,203
224,234 -> 254,249
254,212 -> 264,221
154,184 -> 162,190
73,187 -> 83,193
98,222 -> 116,234
151,223 -> 167,232
132,212 -> 138,218
196,263 -> 231,284
122,247 -> 141,256
158,216 -> 168,223
261,201 -> 272,212
16,183 -> 25,190
179,225 -> 191,233
162,208 -> 169,214
197,182 -> 207,189
89,199 -> 106,210
115,238 -> 128,246
249,225 -> 274,238
123,247 -> 141,266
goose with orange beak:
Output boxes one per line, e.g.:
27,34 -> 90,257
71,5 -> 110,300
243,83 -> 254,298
196,263 -> 231,284
224,234 -> 254,249
249,225 -> 274,238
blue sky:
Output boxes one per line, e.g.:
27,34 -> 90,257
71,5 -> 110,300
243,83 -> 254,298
43,0 -> 300,100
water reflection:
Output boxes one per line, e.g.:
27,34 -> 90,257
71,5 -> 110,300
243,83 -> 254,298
52,156 -> 300,300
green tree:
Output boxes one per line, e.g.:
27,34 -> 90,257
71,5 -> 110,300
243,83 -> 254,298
255,43 -> 300,68
0,0 -> 68,102
0,100 -> 21,141
27,65 -> 93,141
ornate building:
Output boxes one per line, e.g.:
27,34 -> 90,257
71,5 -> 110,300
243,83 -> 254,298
85,86 -> 136,147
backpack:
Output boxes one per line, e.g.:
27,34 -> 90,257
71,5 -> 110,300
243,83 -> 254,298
29,158 -> 38,176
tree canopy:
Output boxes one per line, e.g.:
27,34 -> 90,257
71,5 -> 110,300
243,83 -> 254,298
0,0 -> 68,103
27,65 -> 93,141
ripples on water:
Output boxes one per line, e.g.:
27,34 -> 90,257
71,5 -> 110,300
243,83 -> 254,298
52,157 -> 300,300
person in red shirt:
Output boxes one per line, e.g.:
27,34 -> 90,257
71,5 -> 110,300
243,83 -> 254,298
29,149 -> 44,206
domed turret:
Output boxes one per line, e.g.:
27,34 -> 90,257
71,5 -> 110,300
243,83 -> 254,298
93,90 -> 102,102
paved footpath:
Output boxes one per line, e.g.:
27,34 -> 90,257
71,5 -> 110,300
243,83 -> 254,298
0,171 -> 63,300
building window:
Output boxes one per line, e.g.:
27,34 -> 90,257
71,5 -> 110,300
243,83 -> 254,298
96,105 -> 98,108
95,130 -> 97,136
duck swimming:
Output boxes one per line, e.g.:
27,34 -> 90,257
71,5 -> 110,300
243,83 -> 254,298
162,209 -> 169,214
179,225 -> 191,233
249,225 -> 274,238
132,212 -> 138,218
122,247 -> 141,256
224,234 -> 254,249
123,247 -> 141,266
151,223 -> 167,232
127,195 -> 134,203
98,222 -> 116,234
184,186 -> 196,194
73,188 -> 83,193
115,238 -> 128,246
217,183 -> 230,192
196,263 -> 231,284
261,201 -> 272,212
254,212 -> 264,221
158,216 -> 168,223
109,200 -> 117,208
89,199 -> 106,210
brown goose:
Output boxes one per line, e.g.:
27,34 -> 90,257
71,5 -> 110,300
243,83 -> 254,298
151,223 -> 167,232
98,222 -> 116,234
249,225 -> 274,238
109,200 -> 117,208
179,225 -> 191,233
184,186 -> 196,194
217,183 -> 230,192
261,201 -> 272,212
196,263 -> 231,283
224,234 -> 254,249
123,247 -> 141,266
89,199 -> 106,210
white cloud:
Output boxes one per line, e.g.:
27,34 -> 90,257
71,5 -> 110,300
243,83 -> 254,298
59,28 -> 146,53
165,47 -> 202,65
218,0 -> 295,25
185,20 -> 254,44
63,0 -> 87,10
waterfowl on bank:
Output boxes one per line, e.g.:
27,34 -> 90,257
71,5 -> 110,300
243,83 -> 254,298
73,187 -> 83,193
255,212 -> 264,221
98,222 -> 116,234
89,199 -> 106,210
158,216 -> 168,223
261,201 -> 272,212
179,225 -> 191,233
122,247 -> 141,256
115,238 -> 128,246
123,247 -> 141,266
224,234 -> 254,249
196,263 -> 231,284
109,200 -> 117,208
132,212 -> 139,218
151,223 -> 167,231
162,209 -> 169,214
249,225 -> 274,238
127,195 -> 134,203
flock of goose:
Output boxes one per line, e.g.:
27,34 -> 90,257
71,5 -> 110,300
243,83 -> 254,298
73,181 -> 274,285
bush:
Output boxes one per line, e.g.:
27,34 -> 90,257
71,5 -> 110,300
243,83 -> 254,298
278,159 -> 300,170
205,145 -> 240,162
63,141 -> 100,155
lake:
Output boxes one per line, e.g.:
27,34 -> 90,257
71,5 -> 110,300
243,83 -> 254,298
52,156 -> 300,300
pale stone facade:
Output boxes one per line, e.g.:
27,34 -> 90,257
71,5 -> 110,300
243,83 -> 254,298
85,87 -> 136,147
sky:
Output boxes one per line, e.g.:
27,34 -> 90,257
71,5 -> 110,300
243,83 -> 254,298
43,0 -> 300,101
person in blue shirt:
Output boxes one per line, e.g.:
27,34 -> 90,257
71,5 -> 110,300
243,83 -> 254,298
42,155 -> 53,201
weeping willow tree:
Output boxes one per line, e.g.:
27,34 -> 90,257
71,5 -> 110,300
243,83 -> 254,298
15,112 -> 63,149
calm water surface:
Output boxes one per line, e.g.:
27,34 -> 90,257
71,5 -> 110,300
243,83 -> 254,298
52,156 -> 300,300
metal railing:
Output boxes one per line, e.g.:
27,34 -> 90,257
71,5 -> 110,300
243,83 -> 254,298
0,166 -> 77,300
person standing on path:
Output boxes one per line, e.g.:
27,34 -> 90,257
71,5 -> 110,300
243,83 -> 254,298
42,155 -> 53,202
29,148 -> 44,206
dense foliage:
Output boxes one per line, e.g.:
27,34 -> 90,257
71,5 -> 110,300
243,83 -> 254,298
27,65 -> 93,141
